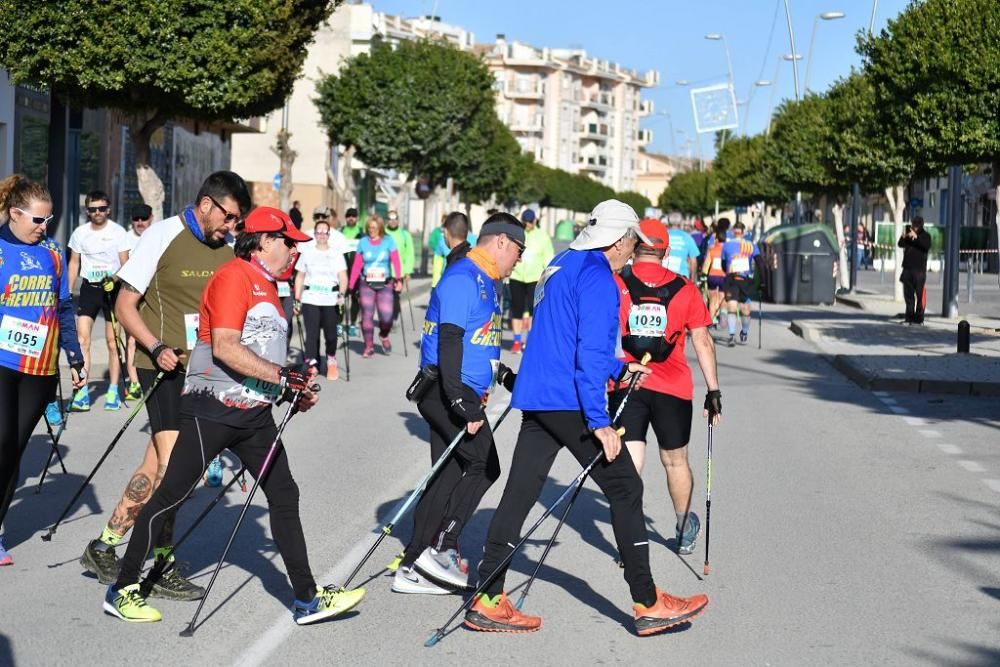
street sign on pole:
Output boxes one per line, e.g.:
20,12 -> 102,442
272,173 -> 281,192
690,83 -> 739,134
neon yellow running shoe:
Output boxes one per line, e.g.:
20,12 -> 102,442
293,585 -> 365,626
103,584 -> 162,622
386,551 -> 404,572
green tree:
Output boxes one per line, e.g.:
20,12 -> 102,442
657,169 -> 720,219
616,191 -> 652,216
714,134 -> 788,206
0,0 -> 335,218
455,112 -> 522,208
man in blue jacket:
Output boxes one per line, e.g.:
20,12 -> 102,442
465,200 -> 709,637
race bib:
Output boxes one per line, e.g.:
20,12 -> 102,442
86,263 -> 112,283
366,266 -> 387,283
628,304 -> 668,337
711,257 -> 723,271
241,377 -> 282,404
309,275 -> 336,295
277,282 -> 291,298
730,257 -> 751,274
184,313 -> 199,350
0,314 -> 48,358
665,255 -> 683,273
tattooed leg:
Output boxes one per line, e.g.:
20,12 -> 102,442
104,441 -> 158,538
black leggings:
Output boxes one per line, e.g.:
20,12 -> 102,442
114,415 -> 317,601
302,303 -> 340,369
0,366 -> 57,529
402,383 -> 500,566
477,410 -> 656,606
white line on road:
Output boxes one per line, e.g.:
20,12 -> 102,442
880,397 -> 897,404
919,430 -> 942,438
902,416 -> 927,426
984,479 -> 1000,493
888,406 -> 910,415
873,391 -> 890,397
936,443 -> 962,455
957,460 -> 987,473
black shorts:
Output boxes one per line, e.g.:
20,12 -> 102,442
137,367 -> 185,434
76,281 -> 117,320
608,388 -> 692,451
724,275 -> 755,304
508,280 -> 537,318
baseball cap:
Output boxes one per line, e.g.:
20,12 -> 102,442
520,209 -> 536,223
243,207 -> 311,242
345,208 -> 358,218
570,199 -> 651,251
131,204 -> 152,220
387,210 -> 399,221
638,218 -> 669,250
313,206 -> 330,217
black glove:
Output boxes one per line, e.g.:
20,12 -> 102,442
69,359 -> 86,382
497,363 -> 516,392
278,363 -> 312,393
449,396 -> 486,425
704,389 -> 722,420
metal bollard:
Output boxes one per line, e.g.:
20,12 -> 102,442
966,255 -> 974,304
957,320 -> 970,354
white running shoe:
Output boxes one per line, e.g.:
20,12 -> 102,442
415,547 -> 470,590
391,565 -> 451,595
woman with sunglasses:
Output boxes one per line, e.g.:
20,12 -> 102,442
293,220 -> 348,379
347,214 -> 402,358
0,175 -> 86,566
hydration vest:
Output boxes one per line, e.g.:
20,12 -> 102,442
620,266 -> 686,363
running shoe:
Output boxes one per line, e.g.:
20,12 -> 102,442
104,389 -> 122,411
148,559 -> 205,601
739,331 -> 748,345
464,592 -> 542,633
81,540 -> 121,584
104,584 -> 162,623
70,387 -> 90,412
415,547 -> 469,589
326,356 -> 338,381
362,346 -> 374,359
336,324 -> 344,338
727,335 -> 736,348
380,336 -> 392,355
0,538 -> 12,566
633,588 -> 708,636
386,551 -> 404,572
675,512 -> 701,556
511,340 -> 523,354
293,585 -> 365,625
125,381 -> 143,401
45,401 -> 63,426
205,456 -> 223,487
391,566 -> 451,595
349,325 -> 360,338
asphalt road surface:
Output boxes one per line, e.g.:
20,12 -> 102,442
2,297 -> 997,666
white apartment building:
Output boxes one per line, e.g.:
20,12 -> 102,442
482,36 -> 658,192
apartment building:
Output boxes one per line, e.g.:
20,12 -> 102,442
633,151 -> 697,205
482,36 -> 658,192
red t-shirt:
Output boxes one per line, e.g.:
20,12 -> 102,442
613,262 -> 711,400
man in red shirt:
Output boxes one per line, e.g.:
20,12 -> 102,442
609,218 -> 722,556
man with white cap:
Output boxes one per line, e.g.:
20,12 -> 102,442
466,200 -> 709,637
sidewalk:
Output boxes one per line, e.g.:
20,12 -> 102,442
787,295 -> 1000,395
846,267 -> 1000,324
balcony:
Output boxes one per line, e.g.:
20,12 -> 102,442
638,99 -> 654,116
579,155 -> 610,172
504,81 -> 544,99
508,115 -> 544,133
578,91 -> 613,110
576,122 -> 611,142
637,128 -> 653,145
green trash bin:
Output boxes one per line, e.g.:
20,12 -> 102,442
761,223 -> 839,305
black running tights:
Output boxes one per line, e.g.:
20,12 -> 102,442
302,303 -> 339,370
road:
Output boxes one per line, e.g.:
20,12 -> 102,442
1,296 -> 998,666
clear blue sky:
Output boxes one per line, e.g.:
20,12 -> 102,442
364,0 -> 910,159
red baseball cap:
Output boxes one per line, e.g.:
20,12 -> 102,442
243,206 -> 311,242
638,218 -> 669,250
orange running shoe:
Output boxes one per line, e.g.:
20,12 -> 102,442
633,588 -> 708,636
464,593 -> 542,633
511,341 -> 523,354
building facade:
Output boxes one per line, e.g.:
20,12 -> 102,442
633,150 -> 696,205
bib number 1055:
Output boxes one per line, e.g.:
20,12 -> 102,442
0,314 -> 49,358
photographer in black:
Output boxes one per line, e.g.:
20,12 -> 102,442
897,216 -> 932,325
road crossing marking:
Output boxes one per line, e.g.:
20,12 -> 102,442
887,405 -> 910,415
902,416 -> 926,426
918,429 -> 941,438
957,460 -> 986,473
936,443 -> 962,455
984,479 -> 1000,493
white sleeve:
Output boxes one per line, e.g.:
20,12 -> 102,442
333,250 -> 347,274
68,227 -> 83,253
116,216 -> 184,294
115,224 -> 132,253
295,247 -> 310,273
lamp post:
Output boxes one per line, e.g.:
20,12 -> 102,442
741,79 -> 772,136
766,54 -> 802,136
705,33 -> 736,147
805,11 -> 846,93
781,0 -> 802,102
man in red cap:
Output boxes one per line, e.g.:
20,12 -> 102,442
104,206 -> 366,626
609,217 -> 722,558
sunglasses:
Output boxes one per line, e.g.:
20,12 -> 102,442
276,236 -> 297,248
86,205 -> 110,213
511,238 -> 526,258
313,214 -> 329,220
207,196 -> 244,225
132,216 -> 150,223
13,207 -> 54,225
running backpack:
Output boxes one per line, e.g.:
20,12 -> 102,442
620,267 -> 686,363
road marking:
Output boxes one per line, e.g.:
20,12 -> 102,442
936,443 -> 962,455
888,406 -> 910,415
879,397 -> 897,404
984,479 -> 1000,493
873,391 -> 890,397
919,430 -> 942,438
957,460 -> 986,473
902,416 -> 926,426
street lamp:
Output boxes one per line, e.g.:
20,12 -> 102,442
703,33 -> 735,90
805,11 -> 847,93
740,79 -> 772,136
766,54 -> 803,136
781,0 -> 802,101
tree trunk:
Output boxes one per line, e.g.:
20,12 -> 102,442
329,145 -> 356,213
831,198 -> 850,290
129,111 -> 168,221
885,184 -> 906,302
272,128 -> 296,212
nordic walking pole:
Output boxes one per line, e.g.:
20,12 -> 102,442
514,353 -> 650,610
397,289 -> 409,358
35,415 -> 69,493
179,387 -> 313,637
703,419 -> 713,576
102,277 -> 132,406
295,310 -> 307,354
340,298 -> 351,382
407,282 -> 416,332
757,290 -> 763,350
141,465 -> 248,593
41,368 -> 168,541
337,404 -> 513,593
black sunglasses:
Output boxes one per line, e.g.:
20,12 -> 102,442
511,237 -> 526,258
132,216 -> 150,223
86,205 -> 110,213
13,207 -> 54,225
206,196 -> 244,225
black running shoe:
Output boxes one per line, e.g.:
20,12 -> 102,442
727,335 -> 736,348
739,331 -> 748,345
80,540 -> 121,585
148,560 -> 205,601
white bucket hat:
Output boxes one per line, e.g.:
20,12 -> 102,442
570,199 -> 651,250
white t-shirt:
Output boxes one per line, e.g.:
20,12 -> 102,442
298,244 -> 347,307
126,228 -> 144,252
68,221 -> 131,284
